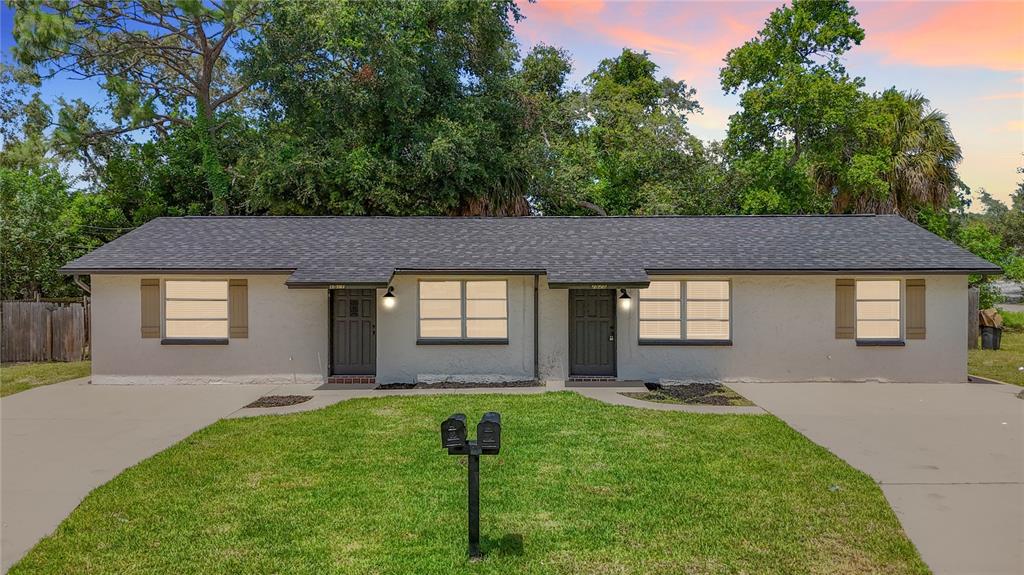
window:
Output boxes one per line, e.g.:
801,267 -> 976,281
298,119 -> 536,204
419,280 -> 507,341
639,280 -> 730,342
856,280 -> 901,340
164,280 -> 229,339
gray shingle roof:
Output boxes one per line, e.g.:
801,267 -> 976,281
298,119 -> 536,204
60,215 -> 1002,286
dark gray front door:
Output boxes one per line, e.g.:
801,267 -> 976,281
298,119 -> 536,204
569,289 -> 616,376
332,289 -> 376,375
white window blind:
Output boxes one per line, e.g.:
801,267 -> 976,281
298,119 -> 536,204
856,280 -> 900,339
686,281 -> 730,340
639,280 -> 730,341
419,280 -> 507,340
164,280 -> 229,339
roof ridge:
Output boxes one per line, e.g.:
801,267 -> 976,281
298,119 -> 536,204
178,214 -> 883,220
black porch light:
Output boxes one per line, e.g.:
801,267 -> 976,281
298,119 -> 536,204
618,288 -> 631,310
382,286 -> 397,309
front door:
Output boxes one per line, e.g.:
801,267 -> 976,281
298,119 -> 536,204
332,289 -> 376,375
569,289 -> 616,376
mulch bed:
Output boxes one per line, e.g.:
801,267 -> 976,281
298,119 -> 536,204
635,383 -> 738,406
377,380 -> 540,390
245,395 -> 313,408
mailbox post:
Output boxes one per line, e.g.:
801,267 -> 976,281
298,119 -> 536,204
440,412 -> 501,559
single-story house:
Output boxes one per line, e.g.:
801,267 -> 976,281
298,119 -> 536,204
60,215 -> 1000,385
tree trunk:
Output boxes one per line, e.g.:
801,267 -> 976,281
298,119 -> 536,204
196,26 -> 230,215
195,94 -> 230,215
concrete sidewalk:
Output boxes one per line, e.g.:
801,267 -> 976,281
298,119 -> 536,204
0,379 -> 277,572
730,381 -> 1024,575
224,383 -> 766,418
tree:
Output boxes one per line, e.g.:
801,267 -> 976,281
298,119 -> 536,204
956,221 -> 1021,307
538,49 -> 722,216
1003,167 -> 1024,252
0,65 -> 55,171
720,0 -> 865,169
10,0 -> 267,213
236,0 -> 533,216
815,89 -> 964,218
976,188 -> 1009,218
0,167 -> 83,298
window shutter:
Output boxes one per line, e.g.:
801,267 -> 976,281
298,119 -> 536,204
141,279 -> 160,338
229,279 -> 248,338
906,279 -> 926,339
835,279 -> 855,339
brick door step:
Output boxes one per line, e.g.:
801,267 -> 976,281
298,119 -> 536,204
327,376 -> 376,385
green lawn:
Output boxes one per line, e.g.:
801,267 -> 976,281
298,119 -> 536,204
13,392 -> 927,574
0,361 -> 91,397
969,330 -> 1024,386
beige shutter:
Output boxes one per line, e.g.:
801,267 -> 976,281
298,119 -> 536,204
141,279 -> 160,338
906,279 -> 926,339
229,279 -> 248,338
835,279 -> 855,339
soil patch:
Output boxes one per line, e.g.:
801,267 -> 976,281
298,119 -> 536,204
245,395 -> 313,408
377,380 -> 540,390
623,383 -> 753,406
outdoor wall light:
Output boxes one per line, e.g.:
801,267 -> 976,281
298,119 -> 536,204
382,286 -> 397,309
618,288 -> 631,310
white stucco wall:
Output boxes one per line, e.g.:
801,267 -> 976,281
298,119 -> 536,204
613,275 -> 968,383
374,275 -> 537,383
90,272 -> 968,385
537,277 -> 569,381
90,274 -> 328,384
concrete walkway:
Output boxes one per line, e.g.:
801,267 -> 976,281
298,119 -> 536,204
224,383 -> 765,418
0,379 -> 277,572
730,381 -> 1024,575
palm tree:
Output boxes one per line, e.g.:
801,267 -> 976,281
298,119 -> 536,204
822,89 -> 962,219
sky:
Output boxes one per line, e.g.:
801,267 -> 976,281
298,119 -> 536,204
2,0 -> 1022,208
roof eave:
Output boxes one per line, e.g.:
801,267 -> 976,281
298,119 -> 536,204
646,267 -> 1003,276
58,267 -> 297,275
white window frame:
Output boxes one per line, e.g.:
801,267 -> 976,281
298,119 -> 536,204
163,279 -> 230,341
855,279 -> 903,342
417,279 -> 509,343
638,280 -> 732,345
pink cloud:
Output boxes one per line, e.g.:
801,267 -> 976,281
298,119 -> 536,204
980,92 -> 1024,101
860,1 -> 1024,72
518,1 -> 767,82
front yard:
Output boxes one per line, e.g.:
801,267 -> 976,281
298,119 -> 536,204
0,361 -> 91,397
968,330 -> 1024,386
13,392 -> 927,574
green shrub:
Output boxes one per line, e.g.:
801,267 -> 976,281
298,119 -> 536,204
998,309 -> 1024,332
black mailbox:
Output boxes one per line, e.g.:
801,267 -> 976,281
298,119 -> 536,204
477,412 -> 501,454
441,413 -> 468,449
441,410 -> 502,559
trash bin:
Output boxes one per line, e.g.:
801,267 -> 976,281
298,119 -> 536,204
981,326 -> 1003,350
979,308 -> 1004,350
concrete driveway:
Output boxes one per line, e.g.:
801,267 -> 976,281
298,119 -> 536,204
0,379 -> 277,572
730,381 -> 1024,575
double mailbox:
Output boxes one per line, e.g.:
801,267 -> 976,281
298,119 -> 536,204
441,412 -> 501,455
440,411 -> 502,559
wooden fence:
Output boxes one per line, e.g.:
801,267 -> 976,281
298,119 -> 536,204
967,286 -> 980,350
1,300 -> 90,362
